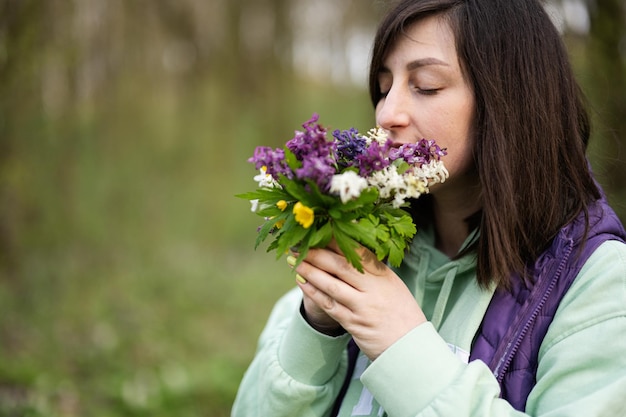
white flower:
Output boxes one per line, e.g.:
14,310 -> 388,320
416,160 -> 449,185
404,175 -> 428,199
330,171 -> 369,203
366,164 -> 438,207
365,126 -> 389,145
368,165 -> 405,199
393,191 -> 408,208
254,166 -> 280,188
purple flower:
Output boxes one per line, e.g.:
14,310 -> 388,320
414,139 -> 447,163
356,140 -> 391,176
248,146 -> 292,179
388,139 -> 448,166
286,113 -> 335,161
295,155 -> 336,191
388,143 -> 419,164
333,128 -> 367,168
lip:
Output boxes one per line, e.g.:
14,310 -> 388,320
389,136 -> 422,146
381,128 -> 425,146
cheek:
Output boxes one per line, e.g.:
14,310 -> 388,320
444,99 -> 474,132
437,119 -> 475,175
447,141 -> 474,173
441,99 -> 475,149
425,95 -> 473,135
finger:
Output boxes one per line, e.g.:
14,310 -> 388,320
326,239 -> 387,275
305,248 -> 387,292
302,247 -> 362,289
326,239 -> 342,255
296,271 -> 355,323
295,256 -> 359,309
356,246 -> 388,274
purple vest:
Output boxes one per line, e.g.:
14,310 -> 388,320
469,195 -> 626,410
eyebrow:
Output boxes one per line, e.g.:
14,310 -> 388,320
379,57 -> 450,74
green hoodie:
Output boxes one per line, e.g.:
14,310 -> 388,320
231,227 -> 626,417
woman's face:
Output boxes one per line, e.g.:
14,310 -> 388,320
375,16 -> 477,196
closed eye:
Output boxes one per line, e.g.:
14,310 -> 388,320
417,87 -> 440,96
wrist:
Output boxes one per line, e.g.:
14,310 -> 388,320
300,303 -> 346,337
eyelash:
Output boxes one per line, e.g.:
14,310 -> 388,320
379,87 -> 440,98
416,87 -> 439,96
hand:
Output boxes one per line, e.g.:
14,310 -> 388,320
293,241 -> 427,360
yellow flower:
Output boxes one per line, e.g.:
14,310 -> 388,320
276,200 -> 288,211
293,202 -> 314,229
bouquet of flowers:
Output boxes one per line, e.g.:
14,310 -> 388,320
237,114 -> 448,272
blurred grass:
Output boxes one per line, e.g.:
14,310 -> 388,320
0,73 -> 373,416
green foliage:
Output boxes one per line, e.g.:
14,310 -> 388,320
242,169 -> 417,273
0,56 -> 373,417
0,1 -> 373,415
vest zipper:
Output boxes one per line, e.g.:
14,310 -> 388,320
494,240 -> 574,383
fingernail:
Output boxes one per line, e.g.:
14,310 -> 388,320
295,274 -> 307,284
286,255 -> 297,267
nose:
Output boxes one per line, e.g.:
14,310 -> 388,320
375,87 -> 411,140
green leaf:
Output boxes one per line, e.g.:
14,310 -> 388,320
280,176 -> 319,207
329,208 -> 342,220
235,191 -> 262,200
393,160 -> 410,175
275,217 -> 311,257
236,187 -> 290,202
256,205 -> 284,217
334,218 -> 385,258
305,180 -> 338,207
294,244 -> 310,267
336,218 -> 377,251
375,224 -> 390,242
266,238 -> 279,253
284,147 -> 301,171
333,226 -> 364,273
337,188 -> 379,212
386,239 -> 406,267
255,219 -> 277,249
383,211 -> 417,238
378,205 -> 410,218
354,217 -> 386,261
308,221 -> 333,248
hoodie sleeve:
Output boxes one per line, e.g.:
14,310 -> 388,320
231,287 -> 352,417
361,240 -> 626,417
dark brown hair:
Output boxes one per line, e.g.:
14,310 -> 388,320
369,0 -> 600,288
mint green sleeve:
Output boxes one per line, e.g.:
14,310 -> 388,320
231,287 -> 352,417
361,240 -> 626,417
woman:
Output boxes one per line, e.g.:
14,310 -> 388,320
231,0 -> 626,416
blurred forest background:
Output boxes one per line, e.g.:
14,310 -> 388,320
0,0 -> 624,416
